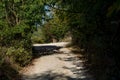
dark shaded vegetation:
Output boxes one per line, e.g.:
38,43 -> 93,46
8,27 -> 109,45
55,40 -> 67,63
0,62 -> 21,80
43,0 -> 120,80
68,0 -> 120,79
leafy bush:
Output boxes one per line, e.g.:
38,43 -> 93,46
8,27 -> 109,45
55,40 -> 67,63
31,28 -> 45,43
0,47 -> 20,80
6,47 -> 32,66
42,22 -> 69,42
0,47 -> 7,66
0,23 -> 32,67
31,36 -> 45,43
0,23 -> 32,46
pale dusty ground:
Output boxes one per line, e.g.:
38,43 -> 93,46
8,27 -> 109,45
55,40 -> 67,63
20,42 -> 93,80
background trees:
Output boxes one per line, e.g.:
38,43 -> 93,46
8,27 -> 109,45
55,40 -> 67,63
42,13 -> 69,42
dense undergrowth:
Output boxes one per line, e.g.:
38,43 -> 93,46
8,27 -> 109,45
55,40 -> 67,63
0,25 -> 32,80
0,0 -> 45,79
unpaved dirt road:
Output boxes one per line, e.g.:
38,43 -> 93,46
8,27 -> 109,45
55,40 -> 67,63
20,42 -> 93,80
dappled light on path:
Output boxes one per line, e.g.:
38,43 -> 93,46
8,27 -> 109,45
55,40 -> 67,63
20,42 -> 93,80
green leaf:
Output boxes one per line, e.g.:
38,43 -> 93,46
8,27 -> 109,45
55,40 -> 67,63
14,0 -> 20,3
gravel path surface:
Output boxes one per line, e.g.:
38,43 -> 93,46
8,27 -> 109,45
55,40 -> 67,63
20,42 -> 93,80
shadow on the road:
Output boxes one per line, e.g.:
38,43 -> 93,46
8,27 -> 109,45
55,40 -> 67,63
32,45 -> 62,58
22,70 -> 92,80
22,71 -> 75,80
24,45 -> 93,80
56,53 -> 92,80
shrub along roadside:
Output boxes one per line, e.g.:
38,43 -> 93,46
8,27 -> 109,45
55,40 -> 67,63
0,0 -> 45,79
0,24 -> 32,80
0,47 -> 20,80
6,47 -> 32,67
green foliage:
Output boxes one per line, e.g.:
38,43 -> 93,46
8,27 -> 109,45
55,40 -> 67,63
0,24 -> 32,47
42,14 -> 69,42
6,47 -> 32,66
0,0 -> 45,79
31,28 -> 45,43
0,47 -> 7,66
32,36 -> 45,43
0,47 -> 20,80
